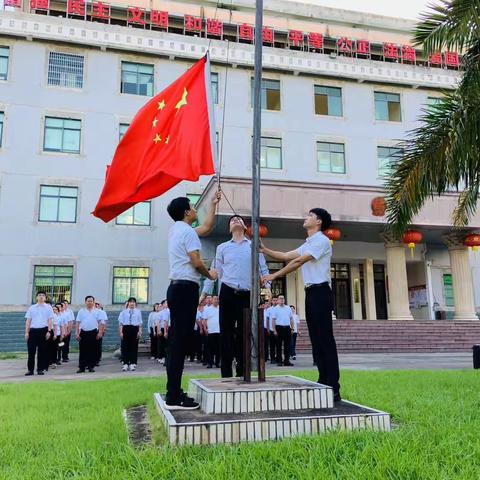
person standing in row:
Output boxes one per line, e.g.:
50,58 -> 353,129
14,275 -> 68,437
61,300 -> 74,363
201,215 -> 271,378
95,303 -> 108,366
24,291 -> 54,376
148,303 -> 161,360
202,295 -> 221,368
76,296 -> 101,373
261,207 -> 341,402
118,297 -> 143,372
271,295 -> 294,366
49,305 -> 63,368
157,300 -> 170,365
53,303 -> 65,366
262,301 -> 271,362
290,305 -> 301,360
265,297 -> 278,365
165,193 -> 219,410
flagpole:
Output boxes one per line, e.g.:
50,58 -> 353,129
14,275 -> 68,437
247,0 -> 264,382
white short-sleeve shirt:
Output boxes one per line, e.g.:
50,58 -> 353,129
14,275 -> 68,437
202,305 -> 220,334
271,305 -> 293,327
118,308 -> 143,327
53,314 -> 61,336
25,303 -> 54,329
159,308 -> 170,328
292,314 -> 300,333
96,309 -> 108,325
296,231 -> 332,286
76,308 -> 100,331
168,221 -> 202,284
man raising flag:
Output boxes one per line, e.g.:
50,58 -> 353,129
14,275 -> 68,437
93,54 -> 217,222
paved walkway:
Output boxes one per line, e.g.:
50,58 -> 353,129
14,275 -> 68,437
0,352 -> 473,383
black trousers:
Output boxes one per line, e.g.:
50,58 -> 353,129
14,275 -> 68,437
96,336 -> 103,364
122,325 -> 139,365
62,333 -> 71,361
264,328 -> 270,360
207,333 -> 220,366
48,329 -> 56,367
269,330 -> 277,362
291,332 -> 298,356
276,325 -> 291,364
149,328 -> 158,358
157,328 -> 167,359
166,281 -> 199,403
219,284 -> 250,378
79,329 -> 98,370
305,284 -> 340,395
27,327 -> 48,373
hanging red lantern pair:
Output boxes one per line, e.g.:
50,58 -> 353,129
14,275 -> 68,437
402,229 -> 423,257
246,223 -> 268,238
464,233 -> 480,252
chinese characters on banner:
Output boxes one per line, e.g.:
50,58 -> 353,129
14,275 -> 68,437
5,1 -> 461,68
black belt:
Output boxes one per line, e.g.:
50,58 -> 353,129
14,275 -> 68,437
305,282 -> 329,290
170,280 -> 198,287
222,284 -> 250,295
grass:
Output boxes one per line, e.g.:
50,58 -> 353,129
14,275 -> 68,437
1,370 -> 480,479
0,352 -> 23,360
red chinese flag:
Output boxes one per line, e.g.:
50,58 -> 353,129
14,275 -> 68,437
93,55 -> 216,222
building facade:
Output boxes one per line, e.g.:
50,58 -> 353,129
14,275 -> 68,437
0,0 -> 479,322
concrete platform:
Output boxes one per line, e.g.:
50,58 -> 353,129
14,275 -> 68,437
155,376 -> 391,446
188,376 -> 333,414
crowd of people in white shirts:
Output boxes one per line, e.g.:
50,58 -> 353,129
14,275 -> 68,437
24,290 -> 300,377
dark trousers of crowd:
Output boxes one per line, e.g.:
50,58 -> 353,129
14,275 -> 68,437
219,284 -> 250,378
305,283 -> 340,395
291,332 -> 298,357
47,331 -> 61,367
27,327 -> 48,374
269,329 -> 277,363
187,330 -> 205,363
122,325 -> 139,366
166,281 -> 199,404
207,333 -> 220,367
78,329 -> 98,371
275,325 -> 292,365
62,332 -> 71,361
150,328 -> 167,361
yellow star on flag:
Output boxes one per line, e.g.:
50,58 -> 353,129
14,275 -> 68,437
157,100 -> 166,110
152,118 -> 158,128
153,134 -> 162,144
175,88 -> 188,111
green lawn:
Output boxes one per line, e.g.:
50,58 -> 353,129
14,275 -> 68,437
1,370 -> 479,479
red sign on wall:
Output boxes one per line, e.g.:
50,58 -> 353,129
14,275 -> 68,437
67,0 -> 86,16
30,0 -> 49,10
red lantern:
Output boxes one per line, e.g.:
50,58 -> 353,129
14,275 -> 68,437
464,233 -> 480,252
402,229 -> 422,257
324,227 -> 341,245
246,224 -> 268,238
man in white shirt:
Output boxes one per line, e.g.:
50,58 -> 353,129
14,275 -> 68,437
76,295 -> 101,373
266,297 -> 278,364
261,208 -> 341,402
271,295 -> 294,366
118,297 -> 143,371
202,295 -> 221,368
61,300 -> 75,363
24,291 -> 54,375
262,301 -> 271,362
164,193 -> 219,410
157,300 -> 170,365
95,302 -> 108,366
290,305 -> 301,360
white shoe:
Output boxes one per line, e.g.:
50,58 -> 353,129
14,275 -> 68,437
157,358 -> 162,363
122,364 -> 128,371
150,357 -> 155,360
161,359 -> 165,365
129,364 -> 136,371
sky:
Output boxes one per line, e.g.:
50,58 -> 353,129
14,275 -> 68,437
301,0 -> 432,20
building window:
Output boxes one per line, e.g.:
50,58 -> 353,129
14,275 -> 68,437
119,123 -> 129,141
443,273 -> 454,307
317,142 -> 346,174
314,85 -> 342,116
427,96 -> 442,107
112,267 -> 149,304
47,52 -> 84,89
39,185 -> 78,223
251,79 -> 281,111
0,112 -> 4,147
375,92 -> 401,122
43,117 -> 81,153
0,46 -> 9,81
211,72 -> 219,104
378,146 -> 404,177
260,137 -> 282,169
33,266 -> 73,303
121,61 -> 154,96
116,201 -> 151,226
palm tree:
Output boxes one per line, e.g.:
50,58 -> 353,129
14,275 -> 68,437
385,0 -> 480,236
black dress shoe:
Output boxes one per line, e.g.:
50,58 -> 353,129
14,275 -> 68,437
25,371 -> 34,376
37,371 -> 45,375
284,362 -> 294,367
206,364 -> 213,369
76,369 -> 85,374
333,392 -> 342,403
88,368 -> 95,373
